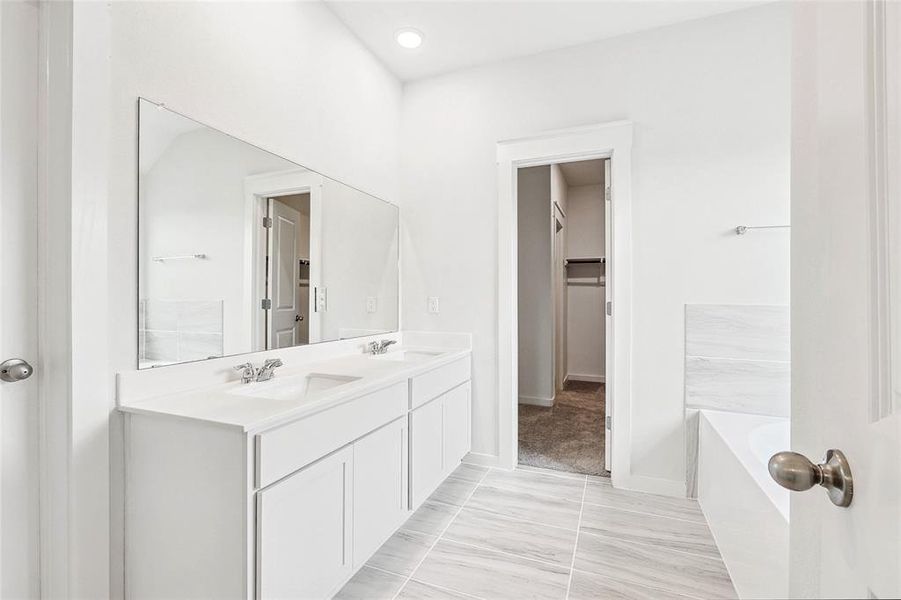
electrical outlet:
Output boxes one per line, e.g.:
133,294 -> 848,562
366,296 -> 377,313
315,287 -> 327,312
427,296 -> 440,314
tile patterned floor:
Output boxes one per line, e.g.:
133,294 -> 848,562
335,465 -> 737,600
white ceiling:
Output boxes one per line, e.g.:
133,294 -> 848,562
559,159 -> 605,187
324,1 -> 770,81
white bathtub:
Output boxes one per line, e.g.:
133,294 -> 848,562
698,410 -> 789,599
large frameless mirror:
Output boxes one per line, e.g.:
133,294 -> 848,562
137,99 -> 399,368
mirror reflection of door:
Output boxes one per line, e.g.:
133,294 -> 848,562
266,194 -> 311,349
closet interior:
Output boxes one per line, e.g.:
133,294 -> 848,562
516,158 -> 610,476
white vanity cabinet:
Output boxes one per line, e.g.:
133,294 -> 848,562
352,417 -> 408,567
409,357 -> 473,509
257,446 -> 354,599
411,381 -> 472,508
123,351 -> 471,600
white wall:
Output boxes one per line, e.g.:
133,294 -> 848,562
516,166 -> 553,403
565,183 -> 605,381
69,2 -> 403,597
319,178 -> 400,340
400,4 -> 790,481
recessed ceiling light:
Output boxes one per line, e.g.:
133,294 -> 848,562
395,28 -> 423,49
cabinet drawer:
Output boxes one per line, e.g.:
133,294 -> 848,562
410,357 -> 471,409
256,381 -> 407,488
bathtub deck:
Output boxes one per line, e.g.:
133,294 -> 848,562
336,464 -> 737,600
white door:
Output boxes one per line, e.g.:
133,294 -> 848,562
603,158 -> 612,473
267,199 -> 302,349
256,446 -> 353,600
553,210 -> 566,391
0,1 -> 40,597
790,2 -> 901,597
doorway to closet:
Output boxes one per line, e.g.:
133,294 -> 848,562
516,158 -> 610,476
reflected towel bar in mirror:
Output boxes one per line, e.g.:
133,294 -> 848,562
151,253 -> 207,262
734,225 -> 790,235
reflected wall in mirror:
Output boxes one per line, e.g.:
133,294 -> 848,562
138,99 -> 399,368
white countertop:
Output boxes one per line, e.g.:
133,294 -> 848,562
118,347 -> 471,433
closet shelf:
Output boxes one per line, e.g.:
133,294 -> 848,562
564,256 -> 605,266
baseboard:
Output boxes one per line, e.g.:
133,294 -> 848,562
613,473 -> 686,498
518,395 -> 554,407
565,373 -> 605,383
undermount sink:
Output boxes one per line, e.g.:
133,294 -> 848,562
229,373 -> 361,401
372,350 -> 444,363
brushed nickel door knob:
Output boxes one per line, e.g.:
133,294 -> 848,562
0,358 -> 34,383
768,449 -> 853,507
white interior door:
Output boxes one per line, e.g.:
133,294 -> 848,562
0,1 -> 40,596
603,158 -> 612,473
267,199 -> 302,350
553,209 -> 566,390
791,2 -> 901,597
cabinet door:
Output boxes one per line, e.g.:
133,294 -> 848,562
410,396 -> 444,509
353,417 -> 408,567
257,446 -> 353,600
444,383 -> 471,471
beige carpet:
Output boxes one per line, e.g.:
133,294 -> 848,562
518,381 -> 609,477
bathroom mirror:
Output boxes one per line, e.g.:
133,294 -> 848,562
137,99 -> 399,368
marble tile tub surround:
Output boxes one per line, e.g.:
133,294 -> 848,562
684,304 -> 789,497
336,464 -> 736,600
117,330 -> 470,407
139,299 -> 224,363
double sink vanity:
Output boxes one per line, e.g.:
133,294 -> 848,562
119,333 -> 472,599
126,100 -> 464,599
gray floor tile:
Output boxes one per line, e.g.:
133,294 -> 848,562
515,464 -> 588,481
413,540 -> 570,600
483,468 -> 585,501
333,567 -> 405,600
580,503 -> 719,558
442,507 -> 576,566
574,531 -> 736,599
404,500 -> 460,536
429,476 -> 479,506
366,529 -> 436,577
586,474 -> 613,486
568,569 -> 694,600
397,580 -> 474,600
449,463 -> 489,483
582,483 -> 706,523
466,484 -> 582,530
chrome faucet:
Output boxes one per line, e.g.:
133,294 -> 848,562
366,339 -> 398,355
255,358 -> 284,382
234,358 -> 284,383
234,362 -> 256,384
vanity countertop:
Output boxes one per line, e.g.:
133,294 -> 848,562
117,347 -> 470,433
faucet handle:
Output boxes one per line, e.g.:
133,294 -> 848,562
234,362 -> 255,384
263,358 -> 283,368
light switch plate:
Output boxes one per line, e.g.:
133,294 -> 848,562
427,296 -> 440,314
366,296 -> 377,313
316,287 -> 328,312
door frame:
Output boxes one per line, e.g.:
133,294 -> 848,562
244,169 -> 323,350
495,121 -> 633,488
